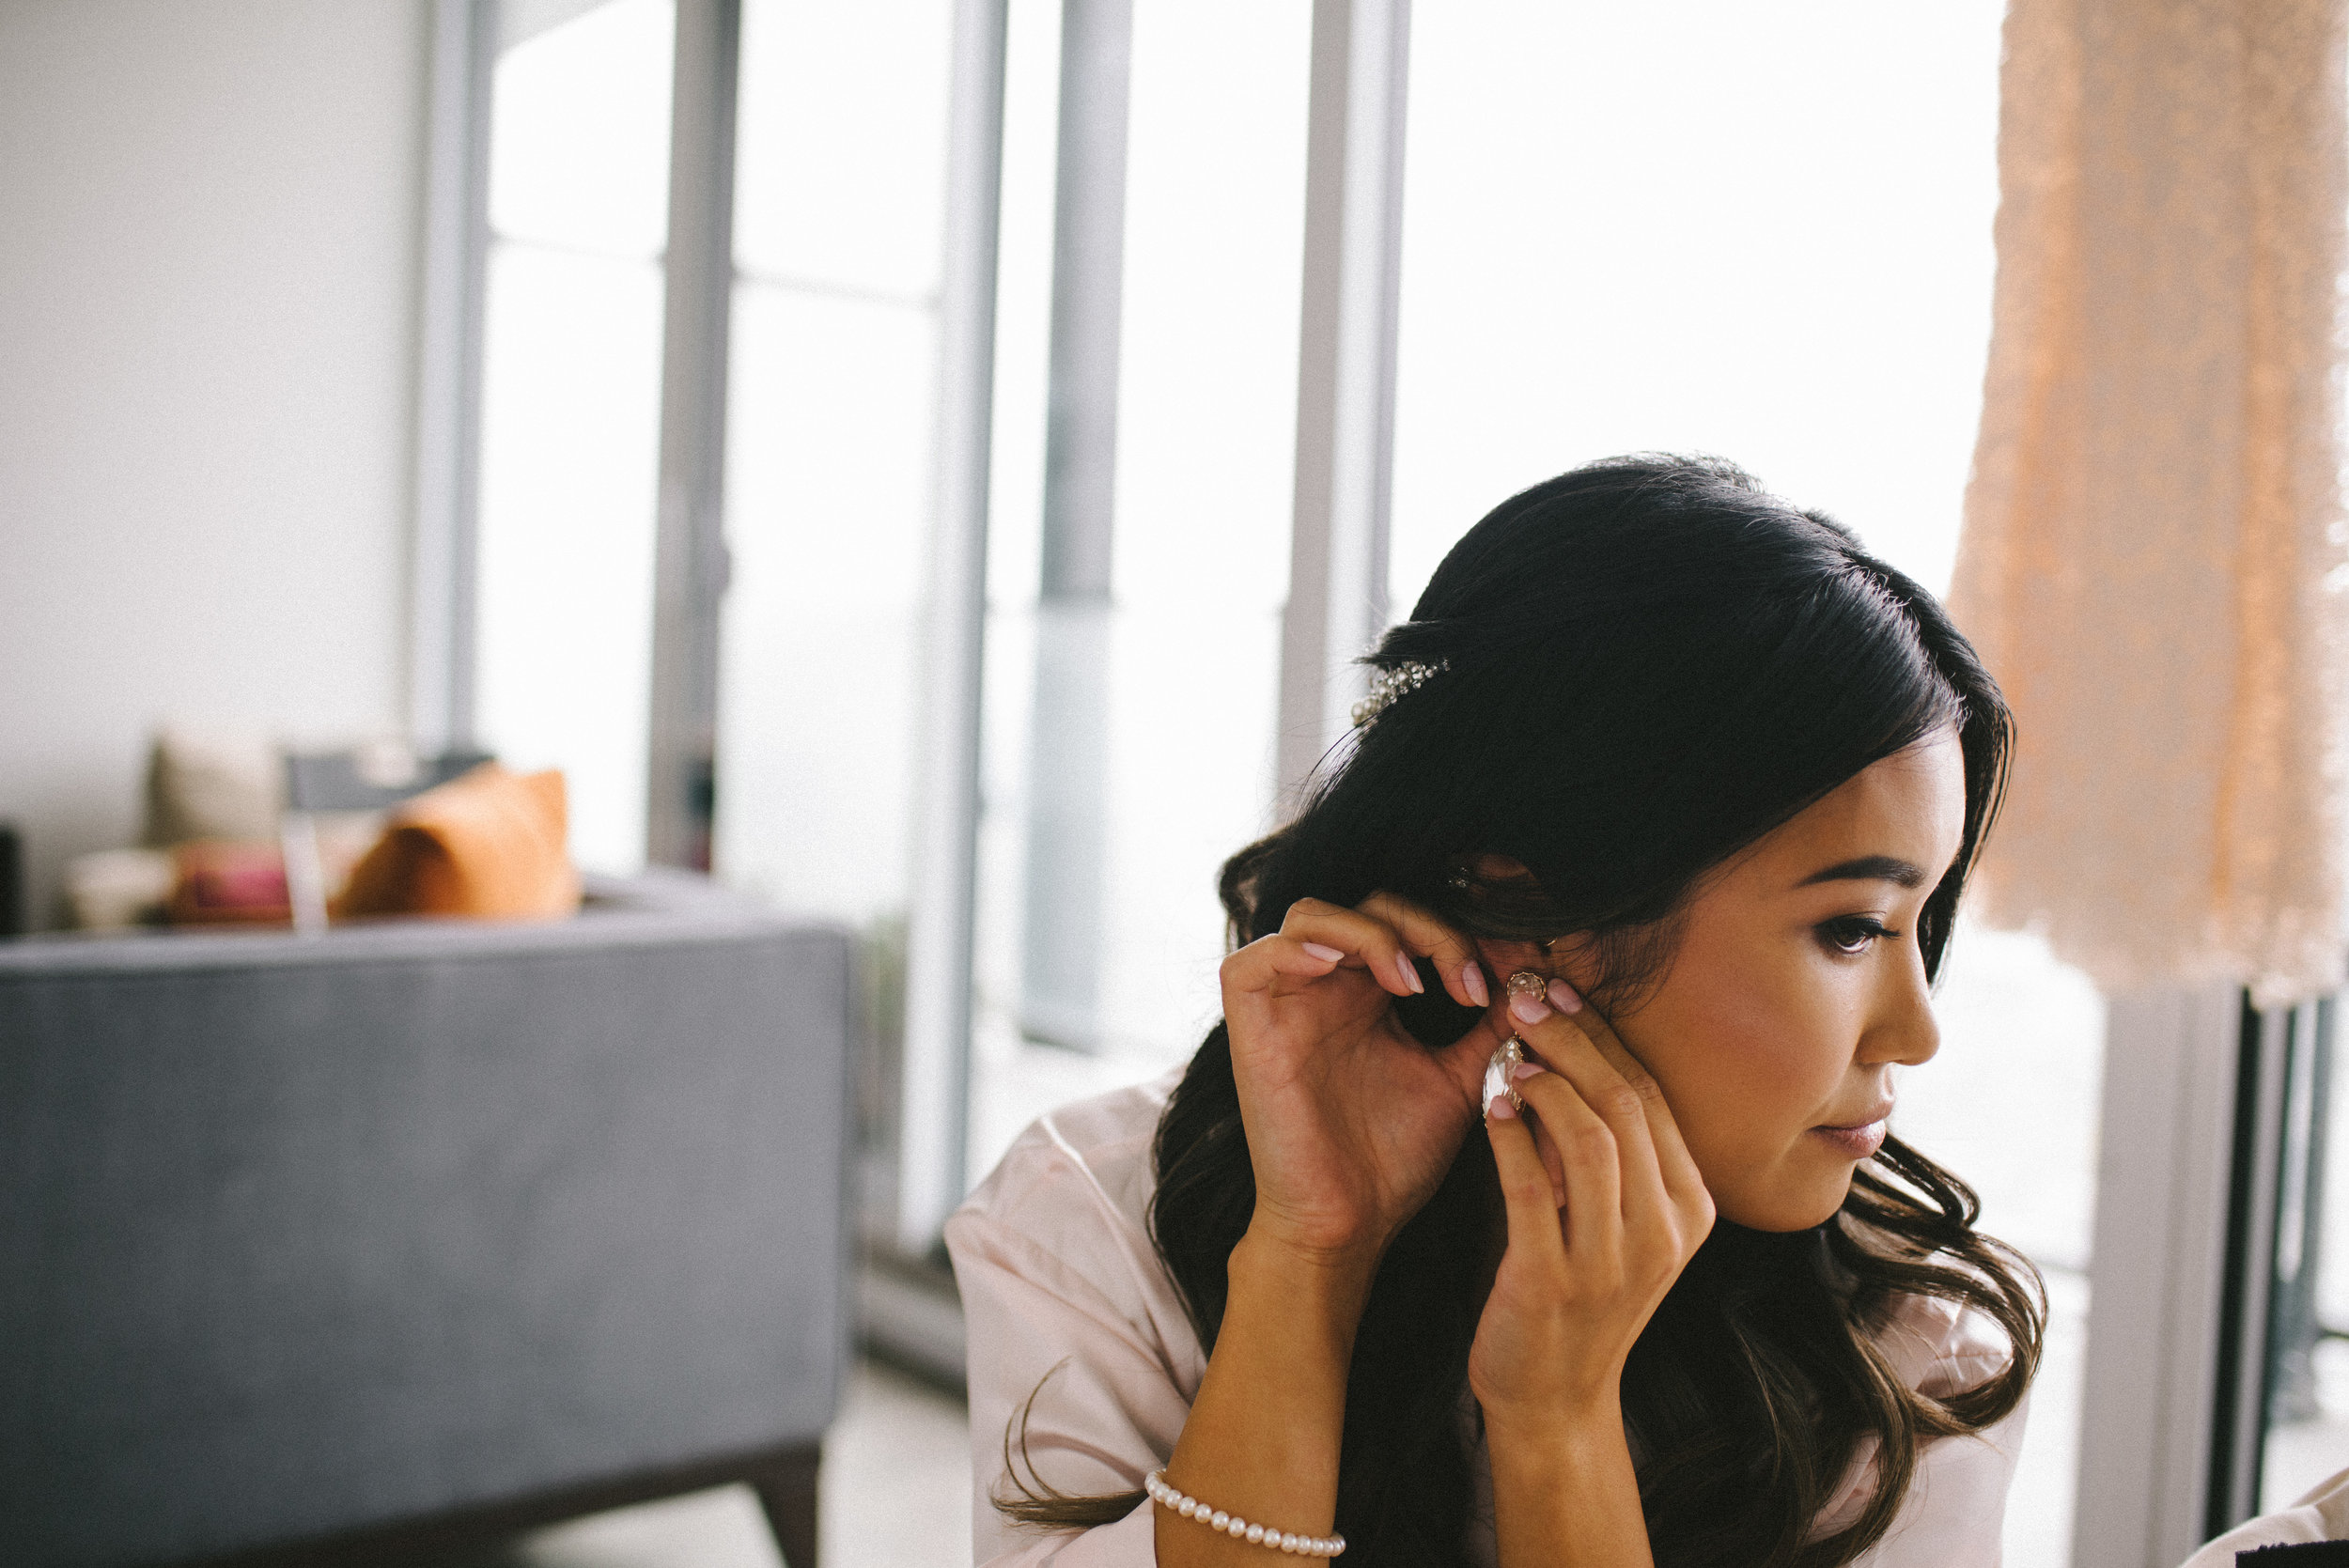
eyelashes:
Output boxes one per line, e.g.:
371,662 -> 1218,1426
1816,914 -> 1898,955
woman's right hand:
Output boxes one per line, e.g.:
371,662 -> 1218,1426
1159,894 -> 1502,1567
1470,993 -> 1714,1423
1219,893 -> 1503,1266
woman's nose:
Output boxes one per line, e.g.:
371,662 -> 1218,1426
1862,949 -> 1941,1067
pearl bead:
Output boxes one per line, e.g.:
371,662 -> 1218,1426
1246,1524 -> 1266,1545
1227,1515 -> 1247,1536
1280,1532 -> 1299,1553
1178,1498 -> 1196,1518
1209,1511 -> 1229,1531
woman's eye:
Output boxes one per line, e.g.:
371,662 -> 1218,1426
1817,915 -> 1896,955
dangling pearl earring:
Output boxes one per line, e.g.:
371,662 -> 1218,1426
1486,970 -> 1548,1114
1485,1032 -> 1526,1112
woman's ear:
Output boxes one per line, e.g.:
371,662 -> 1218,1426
1470,932 -> 1606,1017
1462,855 -> 1547,983
1458,854 -> 1602,1000
1469,851 -> 1533,885
1472,937 -> 1549,982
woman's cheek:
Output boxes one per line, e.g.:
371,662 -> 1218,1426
1630,958 -> 1832,1194
1623,982 -> 1786,1164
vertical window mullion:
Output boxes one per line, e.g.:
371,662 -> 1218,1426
1277,0 -> 1411,810
1019,0 -> 1130,1056
409,0 -> 495,755
645,0 -> 740,870
897,0 -> 1011,1253
2207,998 -> 2297,1533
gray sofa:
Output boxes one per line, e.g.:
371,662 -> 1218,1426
0,873 -> 853,1568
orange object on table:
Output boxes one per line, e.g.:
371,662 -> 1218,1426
338,763 -> 580,921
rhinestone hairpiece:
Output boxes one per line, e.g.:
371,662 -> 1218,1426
1349,659 -> 1449,728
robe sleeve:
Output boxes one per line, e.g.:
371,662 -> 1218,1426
1857,1392 -> 2031,1567
944,1087 -> 1199,1568
1851,1294 -> 2033,1567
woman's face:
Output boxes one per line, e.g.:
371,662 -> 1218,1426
1576,730 -> 1968,1232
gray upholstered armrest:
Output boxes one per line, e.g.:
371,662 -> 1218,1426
0,874 -> 853,1568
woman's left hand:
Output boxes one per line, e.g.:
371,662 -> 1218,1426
1468,986 -> 1716,1431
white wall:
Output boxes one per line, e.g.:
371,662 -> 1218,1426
0,0 -> 428,926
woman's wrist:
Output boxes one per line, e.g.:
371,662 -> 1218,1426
1232,1216 -> 1382,1325
1478,1362 -> 1624,1441
1155,1220 -> 1368,1562
1483,1400 -> 1653,1568
1483,1398 -> 1632,1484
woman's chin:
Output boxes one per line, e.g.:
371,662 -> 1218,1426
1709,1157 -> 1860,1233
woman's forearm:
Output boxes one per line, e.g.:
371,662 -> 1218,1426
1155,1227 -> 1373,1565
1486,1405 -> 1654,1568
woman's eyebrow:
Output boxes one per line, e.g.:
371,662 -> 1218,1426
1796,854 -> 1928,890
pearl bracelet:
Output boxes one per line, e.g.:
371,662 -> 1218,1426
1143,1470 -> 1346,1558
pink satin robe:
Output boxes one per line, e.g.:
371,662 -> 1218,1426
945,1073 -> 2028,1567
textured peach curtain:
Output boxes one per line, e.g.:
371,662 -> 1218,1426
1952,0 -> 2349,1005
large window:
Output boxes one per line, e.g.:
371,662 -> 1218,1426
964,0 -> 1315,1187
472,0 -> 675,875
1389,0 -> 2005,600
715,0 -> 952,926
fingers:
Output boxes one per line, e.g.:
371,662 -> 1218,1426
1217,903 -> 1402,1013
1523,1088 -> 1570,1207
1237,894 -> 1488,1009
1506,986 -> 1712,1265
1484,1091 -> 1567,1275
1355,892 -> 1492,1008
1506,1062 -> 1623,1272
1216,925 -> 1361,1017
1513,982 -> 1708,1218
1508,1029 -> 1661,1227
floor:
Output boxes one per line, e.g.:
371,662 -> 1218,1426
502,1360 -> 972,1568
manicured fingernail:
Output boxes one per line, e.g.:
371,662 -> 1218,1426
1396,955 -> 1425,994
1300,942 -> 1344,962
1511,1060 -> 1547,1082
1487,1094 -> 1517,1121
1460,965 -> 1489,1007
1509,992 -> 1550,1026
1548,979 -> 1583,1014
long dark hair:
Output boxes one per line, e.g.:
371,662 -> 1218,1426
998,456 -> 2043,1566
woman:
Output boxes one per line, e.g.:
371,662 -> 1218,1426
946,456 -> 2044,1567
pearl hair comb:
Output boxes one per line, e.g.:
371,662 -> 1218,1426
1348,659 -> 1449,728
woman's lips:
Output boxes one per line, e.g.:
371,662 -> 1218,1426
1808,1113 -> 1890,1160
